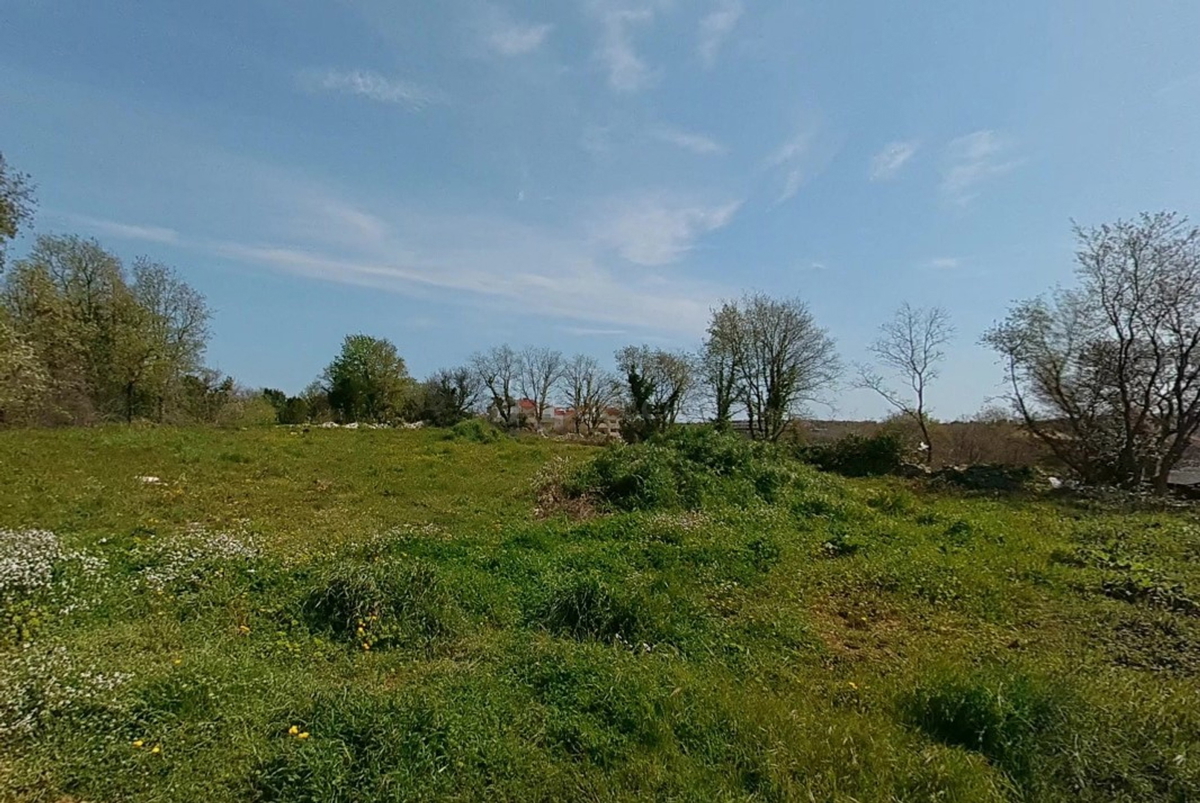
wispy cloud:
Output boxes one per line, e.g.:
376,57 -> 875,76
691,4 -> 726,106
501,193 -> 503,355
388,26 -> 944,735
651,125 -> 726,155
65,214 -> 180,245
698,0 -> 743,68
941,130 -> 1020,204
298,68 -> 444,110
479,5 -> 552,56
595,194 -> 741,266
767,129 -> 814,203
560,326 -> 628,336
926,257 -> 961,270
870,140 -> 919,181
591,4 -> 658,92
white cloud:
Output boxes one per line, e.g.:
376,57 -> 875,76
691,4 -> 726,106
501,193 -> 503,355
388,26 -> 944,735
591,4 -> 658,92
870,140 -> 919,181
66,214 -> 180,245
651,125 -> 725,155
927,257 -> 961,270
698,0 -> 743,67
767,130 -> 813,203
595,194 -> 741,266
480,6 -> 552,57
299,68 -> 444,110
941,130 -> 1020,204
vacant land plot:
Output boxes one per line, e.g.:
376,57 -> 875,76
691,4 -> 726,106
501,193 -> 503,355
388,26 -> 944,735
2,426 -> 1199,802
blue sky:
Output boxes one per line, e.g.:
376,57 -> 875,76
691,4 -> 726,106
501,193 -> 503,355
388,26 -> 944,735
3,0 -> 1200,419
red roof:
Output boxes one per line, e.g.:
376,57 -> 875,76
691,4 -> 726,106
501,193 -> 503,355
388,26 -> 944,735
517,398 -> 536,410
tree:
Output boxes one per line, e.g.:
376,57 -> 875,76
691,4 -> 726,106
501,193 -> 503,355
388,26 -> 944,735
701,303 -> 742,429
471,345 -> 521,427
0,313 -> 48,424
0,153 -> 36,270
518,346 -> 565,430
615,345 -> 694,442
983,212 -> 1200,492
1,236 -> 212,423
321,334 -> 414,423
705,294 -> 840,441
858,303 -> 953,464
116,258 -> 210,422
561,353 -> 622,435
418,366 -> 482,427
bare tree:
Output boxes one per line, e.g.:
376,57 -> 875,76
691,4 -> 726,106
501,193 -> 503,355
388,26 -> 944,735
615,345 -> 695,441
983,212 -> 1200,492
518,346 -> 565,430
470,345 -> 521,427
858,303 -> 953,464
562,353 -> 623,435
706,293 -> 840,441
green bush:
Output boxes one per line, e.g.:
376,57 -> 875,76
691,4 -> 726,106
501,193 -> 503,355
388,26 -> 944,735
302,559 -> 460,651
526,573 -> 655,643
446,418 -> 503,443
797,432 -> 907,477
901,666 -> 1063,790
566,426 -> 796,511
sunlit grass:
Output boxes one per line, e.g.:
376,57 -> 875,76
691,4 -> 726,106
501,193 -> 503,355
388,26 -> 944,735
1,425 -> 1198,801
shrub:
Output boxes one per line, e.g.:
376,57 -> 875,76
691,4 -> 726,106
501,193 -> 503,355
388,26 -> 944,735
797,432 -> 906,477
527,573 -> 654,643
302,559 -> 460,651
446,418 -> 502,443
566,426 -> 796,512
901,666 -> 1063,790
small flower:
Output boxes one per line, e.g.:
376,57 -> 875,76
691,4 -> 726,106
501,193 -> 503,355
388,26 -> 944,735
132,739 -> 144,748
362,642 -> 371,651
150,745 -> 161,754
172,658 -> 182,665
297,732 -> 310,740
288,725 -> 299,735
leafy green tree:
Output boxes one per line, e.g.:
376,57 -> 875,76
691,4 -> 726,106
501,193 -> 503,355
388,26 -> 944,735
321,334 -> 414,423
0,152 -> 36,270
616,345 -> 694,442
1,234 -> 211,423
417,367 -> 482,427
0,313 -> 48,424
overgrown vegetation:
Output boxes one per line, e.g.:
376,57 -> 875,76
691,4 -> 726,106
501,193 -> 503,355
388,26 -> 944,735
2,425 -> 1199,800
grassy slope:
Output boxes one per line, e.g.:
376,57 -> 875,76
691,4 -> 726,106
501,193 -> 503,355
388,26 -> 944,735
1,426 -> 1199,802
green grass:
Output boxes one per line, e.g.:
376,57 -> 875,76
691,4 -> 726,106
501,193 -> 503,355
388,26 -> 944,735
2,425 -> 1200,801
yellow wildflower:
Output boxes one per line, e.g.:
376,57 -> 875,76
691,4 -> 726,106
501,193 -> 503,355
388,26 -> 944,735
150,745 -> 161,754
297,732 -> 310,740
132,739 -> 144,748
288,725 -> 299,735
362,642 -> 371,651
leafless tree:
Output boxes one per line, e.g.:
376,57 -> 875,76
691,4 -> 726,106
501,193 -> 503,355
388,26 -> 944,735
561,353 -> 622,435
518,346 -> 564,430
705,293 -> 840,441
984,212 -> 1200,492
858,303 -> 953,463
470,344 -> 521,427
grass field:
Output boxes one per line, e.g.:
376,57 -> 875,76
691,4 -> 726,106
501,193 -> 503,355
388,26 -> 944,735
2,425 -> 1200,801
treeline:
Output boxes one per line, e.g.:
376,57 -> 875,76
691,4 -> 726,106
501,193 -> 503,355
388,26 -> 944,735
8,153 -> 1200,492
